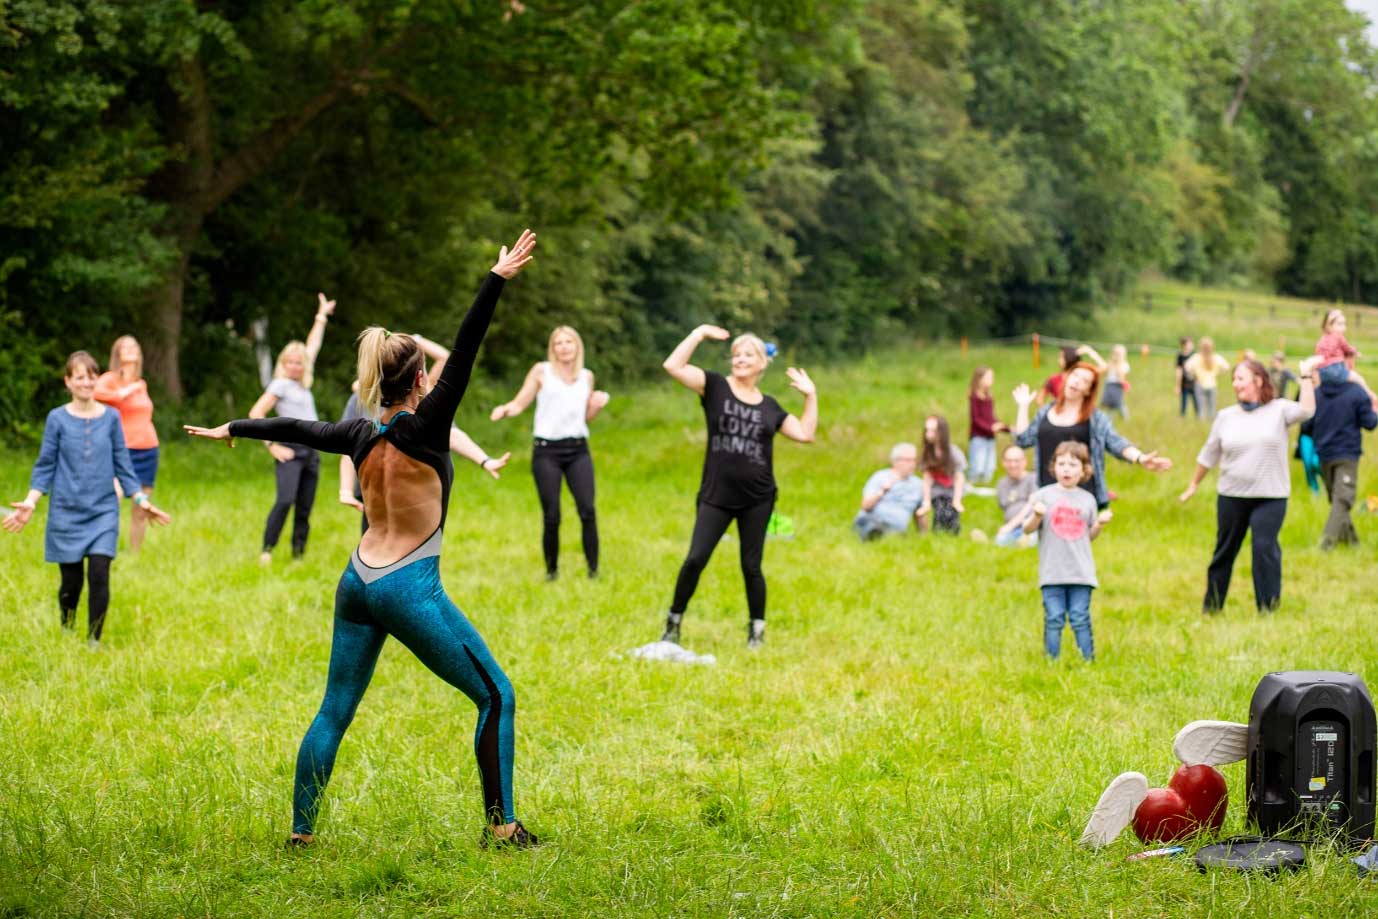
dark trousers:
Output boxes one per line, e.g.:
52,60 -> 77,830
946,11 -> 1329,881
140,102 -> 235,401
1321,458 -> 1360,547
58,554 -> 112,640
671,498 -> 774,621
531,439 -> 598,575
263,447 -> 320,555
1179,384 -> 1199,418
1204,495 -> 1287,612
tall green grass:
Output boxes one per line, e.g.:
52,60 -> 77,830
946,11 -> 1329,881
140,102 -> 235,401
2,296 -> 1378,917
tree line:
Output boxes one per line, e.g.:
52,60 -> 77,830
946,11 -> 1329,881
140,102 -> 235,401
4,0 -> 1376,436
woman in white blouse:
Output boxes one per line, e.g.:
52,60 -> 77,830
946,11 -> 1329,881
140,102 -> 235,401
491,326 -> 610,579
1179,358 -> 1316,614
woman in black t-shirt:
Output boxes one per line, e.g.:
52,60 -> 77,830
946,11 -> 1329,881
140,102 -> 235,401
660,324 -> 818,648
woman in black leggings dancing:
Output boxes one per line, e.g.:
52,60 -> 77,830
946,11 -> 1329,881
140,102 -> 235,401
660,325 -> 818,648
490,326 -> 610,579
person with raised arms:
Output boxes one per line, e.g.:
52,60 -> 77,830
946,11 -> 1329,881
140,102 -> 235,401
659,325 -> 817,649
490,326 -> 609,580
1012,362 -> 1172,510
5,351 -> 170,648
185,230 -> 540,848
247,293 -> 335,565
94,335 -> 160,553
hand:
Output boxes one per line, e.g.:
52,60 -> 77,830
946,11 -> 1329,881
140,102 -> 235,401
1031,501 -> 1047,517
1178,482 -> 1197,503
696,324 -> 731,341
316,292 -> 336,319
1097,510 -> 1113,525
1299,356 -> 1318,376
883,472 -> 900,492
785,367 -> 816,396
3,502 -> 34,533
481,451 -> 511,480
917,503 -> 930,516
489,403 -> 510,422
339,491 -> 364,512
1076,345 -> 1090,356
1013,383 -> 1034,406
953,499 -> 965,513
1138,451 -> 1172,472
268,443 -> 296,463
590,390 -> 611,411
142,503 -> 172,526
491,228 -> 537,279
183,423 -> 235,446
993,422 -> 1010,434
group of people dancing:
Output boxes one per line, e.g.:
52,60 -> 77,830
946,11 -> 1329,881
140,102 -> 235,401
5,236 -> 1372,847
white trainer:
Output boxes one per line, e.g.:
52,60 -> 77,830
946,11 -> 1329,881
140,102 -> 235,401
1080,772 -> 1150,848
1173,720 -> 1248,766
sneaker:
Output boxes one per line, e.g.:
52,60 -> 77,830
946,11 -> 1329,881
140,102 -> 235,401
747,619 -> 765,649
661,612 -> 683,645
1079,771 -> 1149,848
545,569 -> 558,582
480,821 -> 540,850
1173,720 -> 1248,766
969,529 -> 989,544
60,608 -> 76,631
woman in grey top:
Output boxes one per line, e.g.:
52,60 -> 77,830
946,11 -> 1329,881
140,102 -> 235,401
1179,358 -> 1315,614
247,293 -> 335,564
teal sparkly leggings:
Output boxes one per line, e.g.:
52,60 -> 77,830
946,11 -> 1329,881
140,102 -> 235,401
293,550 -> 516,833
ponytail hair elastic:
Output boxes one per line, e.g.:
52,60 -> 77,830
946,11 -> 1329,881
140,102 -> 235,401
765,342 -> 778,359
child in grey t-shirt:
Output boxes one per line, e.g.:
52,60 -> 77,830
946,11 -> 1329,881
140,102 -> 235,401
1022,440 -> 1112,661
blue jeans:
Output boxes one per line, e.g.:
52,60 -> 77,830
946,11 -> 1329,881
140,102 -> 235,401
1041,584 -> 1094,660
968,436 -> 996,484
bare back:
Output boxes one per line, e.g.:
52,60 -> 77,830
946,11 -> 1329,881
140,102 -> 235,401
357,440 -> 443,566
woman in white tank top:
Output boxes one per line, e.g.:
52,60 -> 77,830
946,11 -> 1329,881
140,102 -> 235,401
490,326 -> 610,579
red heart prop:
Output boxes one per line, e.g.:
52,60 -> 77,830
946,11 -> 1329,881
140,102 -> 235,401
1131,788 -> 1194,843
1169,764 -> 1228,832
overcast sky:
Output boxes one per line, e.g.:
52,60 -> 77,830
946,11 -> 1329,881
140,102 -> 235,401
1350,0 -> 1378,45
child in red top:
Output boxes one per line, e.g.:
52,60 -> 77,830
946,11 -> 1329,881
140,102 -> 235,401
919,414 -> 966,535
1314,309 -> 1376,407
967,367 -> 1009,485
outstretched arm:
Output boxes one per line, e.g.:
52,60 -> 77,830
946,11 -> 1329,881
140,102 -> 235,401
664,325 -> 729,395
418,229 -> 536,432
185,417 -> 367,457
304,293 -> 335,366
490,363 -> 543,421
449,427 -> 510,479
778,368 -> 817,443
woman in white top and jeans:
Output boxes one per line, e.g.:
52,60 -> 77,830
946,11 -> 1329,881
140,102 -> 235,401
491,326 -> 610,579
1179,358 -> 1316,613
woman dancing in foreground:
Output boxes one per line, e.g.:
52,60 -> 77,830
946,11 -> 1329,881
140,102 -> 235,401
186,230 -> 539,848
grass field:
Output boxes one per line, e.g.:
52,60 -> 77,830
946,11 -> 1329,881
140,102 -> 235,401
3,285 -> 1378,917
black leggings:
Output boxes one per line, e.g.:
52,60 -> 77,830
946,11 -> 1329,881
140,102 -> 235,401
531,439 -> 598,575
671,498 -> 774,621
1205,495 -> 1287,612
263,447 -> 320,555
58,554 -> 112,640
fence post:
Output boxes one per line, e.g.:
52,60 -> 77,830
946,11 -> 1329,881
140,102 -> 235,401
1140,343 -> 1150,360
961,335 -> 969,357
1144,293 -> 1152,312
1185,297 -> 1192,314
1032,333 -> 1040,369
1269,303 -> 1276,318
1229,301 -> 1235,316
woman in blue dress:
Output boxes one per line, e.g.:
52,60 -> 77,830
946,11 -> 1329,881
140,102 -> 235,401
4,351 -> 171,647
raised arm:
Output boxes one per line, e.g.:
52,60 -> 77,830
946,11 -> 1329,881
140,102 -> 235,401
779,368 -> 817,443
490,363 -> 543,421
418,229 -> 536,432
664,325 -> 730,395
1011,384 -> 1037,440
1077,345 -> 1108,371
304,293 -> 335,366
411,333 -> 452,389
185,416 -> 368,457
586,372 -> 610,423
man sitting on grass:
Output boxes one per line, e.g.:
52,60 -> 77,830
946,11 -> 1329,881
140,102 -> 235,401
989,444 -> 1037,547
853,443 -> 923,539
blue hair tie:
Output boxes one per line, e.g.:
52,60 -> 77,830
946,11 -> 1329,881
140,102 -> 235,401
765,342 -> 778,359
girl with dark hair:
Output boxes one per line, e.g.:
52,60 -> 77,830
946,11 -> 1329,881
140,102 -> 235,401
967,367 -> 1007,486
659,326 -> 818,649
919,414 -> 966,534
490,325 -> 610,580
5,352 -> 171,647
1179,358 -> 1315,614
1013,362 -> 1172,509
186,230 -> 541,848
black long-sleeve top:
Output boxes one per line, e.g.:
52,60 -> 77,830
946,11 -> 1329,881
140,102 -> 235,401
229,272 -> 505,532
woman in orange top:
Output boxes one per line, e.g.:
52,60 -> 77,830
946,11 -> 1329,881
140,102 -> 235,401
95,336 -> 159,552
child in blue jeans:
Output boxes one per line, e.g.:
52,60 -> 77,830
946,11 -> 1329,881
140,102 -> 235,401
1021,440 -> 1112,660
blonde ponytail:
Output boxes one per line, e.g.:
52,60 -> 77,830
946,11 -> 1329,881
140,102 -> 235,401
356,327 -> 425,418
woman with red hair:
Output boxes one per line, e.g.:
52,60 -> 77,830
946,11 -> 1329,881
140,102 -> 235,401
1012,362 -> 1173,508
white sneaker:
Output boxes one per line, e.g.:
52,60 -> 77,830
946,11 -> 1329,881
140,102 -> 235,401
1173,720 -> 1248,766
1080,772 -> 1149,848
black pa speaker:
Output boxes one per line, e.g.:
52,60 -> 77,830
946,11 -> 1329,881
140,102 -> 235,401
1246,670 -> 1376,840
